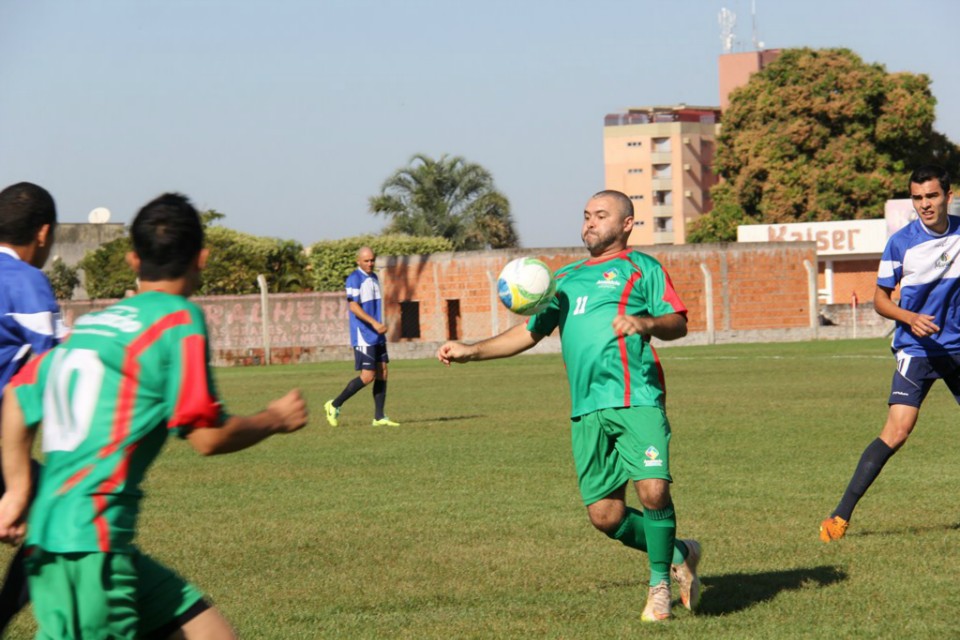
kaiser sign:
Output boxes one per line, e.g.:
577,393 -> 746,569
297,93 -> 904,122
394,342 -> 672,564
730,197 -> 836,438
737,219 -> 888,256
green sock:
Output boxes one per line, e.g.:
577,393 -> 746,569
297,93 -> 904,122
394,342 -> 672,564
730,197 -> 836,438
610,507 -> 688,565
611,507 -> 647,551
643,503 -> 677,586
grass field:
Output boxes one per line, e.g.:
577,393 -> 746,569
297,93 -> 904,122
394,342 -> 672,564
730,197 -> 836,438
4,337 -> 959,639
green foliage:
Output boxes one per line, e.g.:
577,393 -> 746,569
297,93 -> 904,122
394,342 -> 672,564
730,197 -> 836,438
44,257 -> 81,301
78,236 -> 135,299
692,47 -> 960,242
78,212 -> 311,298
308,234 -> 453,292
686,185 -> 751,243
370,153 -> 519,250
201,227 -> 310,295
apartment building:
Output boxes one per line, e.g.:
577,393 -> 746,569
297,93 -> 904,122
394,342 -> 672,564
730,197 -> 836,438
602,105 -> 721,245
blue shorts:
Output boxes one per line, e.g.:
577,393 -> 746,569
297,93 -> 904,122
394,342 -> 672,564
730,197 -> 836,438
889,351 -> 960,407
353,343 -> 389,371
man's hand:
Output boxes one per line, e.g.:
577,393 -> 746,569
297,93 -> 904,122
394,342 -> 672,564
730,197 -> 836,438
373,321 -> 388,335
437,342 -> 477,365
266,389 -> 309,433
612,315 -> 652,337
0,493 -> 29,546
908,312 -> 940,338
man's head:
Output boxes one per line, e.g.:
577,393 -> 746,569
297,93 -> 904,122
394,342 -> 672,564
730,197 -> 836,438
582,190 -> 634,257
0,182 -> 57,268
129,193 -> 206,292
356,246 -> 376,274
909,165 -> 953,234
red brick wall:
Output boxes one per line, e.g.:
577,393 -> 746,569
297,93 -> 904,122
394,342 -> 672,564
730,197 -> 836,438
380,243 -> 819,342
59,243 -> 825,366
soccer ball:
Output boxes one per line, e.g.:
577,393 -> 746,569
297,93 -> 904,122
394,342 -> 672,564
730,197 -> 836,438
497,257 -> 556,315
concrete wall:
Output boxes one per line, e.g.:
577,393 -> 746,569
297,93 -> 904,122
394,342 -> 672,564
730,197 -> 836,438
60,243 -> 888,366
53,223 -> 127,299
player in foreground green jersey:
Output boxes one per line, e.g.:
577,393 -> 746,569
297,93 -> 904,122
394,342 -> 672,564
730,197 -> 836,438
437,190 -> 701,622
0,193 -> 308,639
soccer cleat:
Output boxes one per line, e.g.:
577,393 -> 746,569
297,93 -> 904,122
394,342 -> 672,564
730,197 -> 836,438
371,417 -> 400,427
641,580 -> 672,622
671,539 -> 702,611
819,515 -> 849,542
324,400 -> 340,427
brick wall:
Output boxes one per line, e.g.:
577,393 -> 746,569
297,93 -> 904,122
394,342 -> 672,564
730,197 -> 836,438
61,242 -> 882,366
380,242 -> 819,343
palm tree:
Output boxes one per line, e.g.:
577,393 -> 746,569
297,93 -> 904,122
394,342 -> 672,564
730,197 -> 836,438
369,153 -> 519,250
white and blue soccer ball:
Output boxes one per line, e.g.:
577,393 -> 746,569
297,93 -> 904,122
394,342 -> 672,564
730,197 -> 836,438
497,257 -> 556,316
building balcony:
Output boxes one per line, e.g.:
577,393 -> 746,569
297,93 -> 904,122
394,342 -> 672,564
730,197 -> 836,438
650,152 -> 672,163
653,205 -> 673,217
651,178 -> 672,190
652,231 -> 675,244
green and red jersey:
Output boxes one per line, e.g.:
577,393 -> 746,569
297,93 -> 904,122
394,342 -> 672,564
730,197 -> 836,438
11,292 -> 224,554
527,249 -> 686,417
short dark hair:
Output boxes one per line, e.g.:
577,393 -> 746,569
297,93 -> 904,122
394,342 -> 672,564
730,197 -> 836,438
591,189 -> 634,221
0,182 -> 57,245
131,193 -> 204,281
910,165 -> 951,193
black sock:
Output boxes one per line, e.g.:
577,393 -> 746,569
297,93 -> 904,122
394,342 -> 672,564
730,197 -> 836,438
334,377 -> 367,407
373,380 -> 387,420
834,438 -> 895,521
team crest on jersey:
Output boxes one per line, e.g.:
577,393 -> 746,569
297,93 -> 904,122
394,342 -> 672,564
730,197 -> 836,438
936,252 -> 954,269
595,269 -> 621,288
643,446 -> 663,467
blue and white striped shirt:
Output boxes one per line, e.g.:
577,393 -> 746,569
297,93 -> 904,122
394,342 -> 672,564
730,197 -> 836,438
0,247 -> 66,394
878,216 -> 960,356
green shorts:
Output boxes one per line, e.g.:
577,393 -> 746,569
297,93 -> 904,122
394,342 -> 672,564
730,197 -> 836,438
571,406 -> 672,506
26,547 -> 205,640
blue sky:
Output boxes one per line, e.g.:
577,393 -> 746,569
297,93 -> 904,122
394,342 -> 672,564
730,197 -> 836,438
1,0 -> 957,248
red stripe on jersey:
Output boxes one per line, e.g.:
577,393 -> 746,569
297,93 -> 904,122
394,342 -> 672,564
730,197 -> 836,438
92,442 -> 138,552
10,350 -> 52,387
170,334 -> 221,428
617,271 -> 642,406
661,270 -> 688,317
56,465 -> 92,495
650,344 -> 667,405
102,310 -> 192,458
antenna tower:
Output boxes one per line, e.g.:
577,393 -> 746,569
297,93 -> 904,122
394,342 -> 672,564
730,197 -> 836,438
719,7 -> 737,54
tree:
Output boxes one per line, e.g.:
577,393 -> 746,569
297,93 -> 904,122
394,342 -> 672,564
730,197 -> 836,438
690,48 -> 960,242
80,210 -> 312,298
370,153 -> 519,250
307,234 -> 453,292
45,257 -> 81,301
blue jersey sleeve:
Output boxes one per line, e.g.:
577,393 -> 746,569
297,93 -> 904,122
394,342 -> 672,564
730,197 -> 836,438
0,265 -> 64,392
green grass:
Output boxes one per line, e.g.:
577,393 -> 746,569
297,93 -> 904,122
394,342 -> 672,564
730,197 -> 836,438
4,338 -> 959,638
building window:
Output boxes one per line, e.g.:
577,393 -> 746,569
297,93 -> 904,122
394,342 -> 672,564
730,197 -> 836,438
626,141 -> 642,147
445,299 -> 460,341
652,164 -> 672,179
652,137 -> 671,153
400,301 -> 421,339
654,190 -> 672,205
654,217 -> 674,232
627,168 -> 644,174
629,195 -> 644,201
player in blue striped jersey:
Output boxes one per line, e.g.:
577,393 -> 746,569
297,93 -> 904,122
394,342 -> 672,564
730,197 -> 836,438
821,165 -> 956,542
0,182 -> 67,632
324,246 -> 400,427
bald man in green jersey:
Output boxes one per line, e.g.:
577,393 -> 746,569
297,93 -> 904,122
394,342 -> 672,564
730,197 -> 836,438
438,190 -> 701,623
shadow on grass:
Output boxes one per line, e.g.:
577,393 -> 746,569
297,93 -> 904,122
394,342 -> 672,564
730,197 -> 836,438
853,521 -> 960,538
698,565 -> 846,616
404,414 -> 486,424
